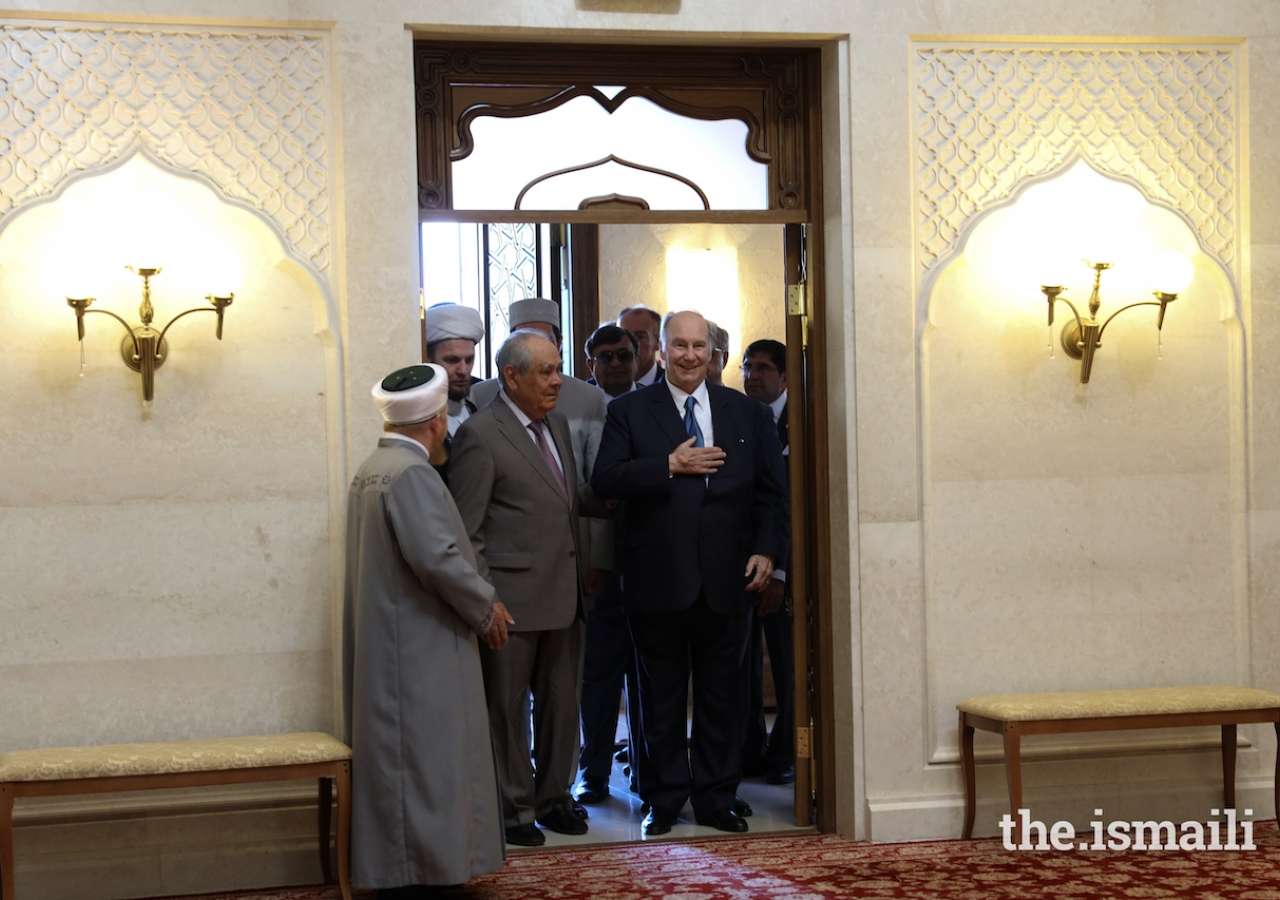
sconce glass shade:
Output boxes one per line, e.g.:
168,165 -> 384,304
204,250 -> 244,298
1037,253 -> 1079,289
1152,250 -> 1194,295
59,266 -> 100,301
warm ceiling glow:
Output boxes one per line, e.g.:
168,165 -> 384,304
962,161 -> 1200,305
665,246 -> 740,357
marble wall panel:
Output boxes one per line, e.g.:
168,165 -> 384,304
0,500 -> 330,666
852,248 -> 918,522
1249,244 -> 1280,511
0,651 -> 333,752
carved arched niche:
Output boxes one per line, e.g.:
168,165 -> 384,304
0,23 -> 334,298
912,43 -> 1240,301
918,160 -> 1243,765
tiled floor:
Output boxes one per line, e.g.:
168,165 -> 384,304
524,739 -> 815,850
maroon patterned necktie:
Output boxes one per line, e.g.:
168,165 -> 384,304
529,420 -> 567,497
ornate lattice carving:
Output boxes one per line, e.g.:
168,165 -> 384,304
913,45 -> 1237,279
0,23 -> 331,281
485,223 -> 540,351
414,42 -> 811,212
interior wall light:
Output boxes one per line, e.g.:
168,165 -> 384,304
67,265 -> 234,404
1040,251 -> 1194,383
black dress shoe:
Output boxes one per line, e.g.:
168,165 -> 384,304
643,806 -> 679,836
574,776 -> 609,804
537,801 -> 589,835
696,808 -> 749,833
504,822 -> 545,846
614,746 -> 630,764
734,795 -> 753,818
766,764 -> 796,785
572,800 -> 590,820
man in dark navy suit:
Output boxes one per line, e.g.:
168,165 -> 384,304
592,310 -> 788,836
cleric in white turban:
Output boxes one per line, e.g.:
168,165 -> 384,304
425,303 -> 486,438
343,362 -> 514,894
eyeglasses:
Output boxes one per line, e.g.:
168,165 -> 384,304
742,362 -> 779,375
592,349 -> 635,364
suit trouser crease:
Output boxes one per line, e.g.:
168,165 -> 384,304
745,607 -> 795,767
579,576 -> 645,782
480,622 -> 584,827
628,593 -> 751,819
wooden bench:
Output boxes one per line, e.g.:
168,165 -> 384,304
957,685 -> 1280,839
0,732 -> 352,900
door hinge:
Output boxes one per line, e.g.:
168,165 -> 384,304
796,724 -> 813,759
787,283 -> 807,317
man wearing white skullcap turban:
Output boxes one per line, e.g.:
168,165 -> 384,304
343,362 -> 514,893
424,303 -> 486,439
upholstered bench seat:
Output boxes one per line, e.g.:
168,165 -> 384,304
0,732 -> 352,900
957,685 -> 1280,840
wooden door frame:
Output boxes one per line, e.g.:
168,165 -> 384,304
412,38 -> 837,832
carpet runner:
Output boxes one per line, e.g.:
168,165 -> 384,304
155,820 -> 1280,899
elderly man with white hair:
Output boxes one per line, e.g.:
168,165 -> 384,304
592,311 -> 789,837
343,363 -> 514,896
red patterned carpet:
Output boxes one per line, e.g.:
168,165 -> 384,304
160,821 -> 1280,900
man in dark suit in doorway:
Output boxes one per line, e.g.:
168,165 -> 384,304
741,339 -> 795,786
617,305 -> 665,387
592,310 -> 789,836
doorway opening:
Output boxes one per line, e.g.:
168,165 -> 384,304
414,39 -> 834,842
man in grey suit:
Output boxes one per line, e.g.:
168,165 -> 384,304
450,330 -> 597,847
470,298 -> 608,542
343,363 -> 514,894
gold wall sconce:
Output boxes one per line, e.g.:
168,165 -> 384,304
1040,254 -> 1193,383
67,265 -> 233,403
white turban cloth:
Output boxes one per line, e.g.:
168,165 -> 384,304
371,364 -> 449,425
509,298 -> 560,329
425,303 -> 485,344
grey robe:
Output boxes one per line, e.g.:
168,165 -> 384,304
342,436 -> 504,888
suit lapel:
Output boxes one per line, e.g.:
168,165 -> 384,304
492,397 -> 571,505
647,383 -> 691,449
708,384 -> 737,450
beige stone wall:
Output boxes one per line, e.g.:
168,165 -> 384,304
2,1 -> 1280,895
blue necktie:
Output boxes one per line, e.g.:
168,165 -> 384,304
683,395 -> 704,448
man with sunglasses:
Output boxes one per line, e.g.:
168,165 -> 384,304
585,325 -> 640,398
575,324 -> 643,805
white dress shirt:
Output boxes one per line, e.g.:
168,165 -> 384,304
499,389 -> 564,477
447,397 -> 473,437
636,363 -> 661,387
768,389 -> 789,582
665,378 -> 714,448
769,390 -> 789,457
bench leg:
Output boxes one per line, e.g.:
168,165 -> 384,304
318,777 -> 334,884
1003,727 -> 1022,847
959,712 -> 976,839
1222,724 -> 1237,810
336,761 -> 352,900
1,783 -> 14,900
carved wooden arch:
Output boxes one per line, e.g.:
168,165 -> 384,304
413,41 -> 815,213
